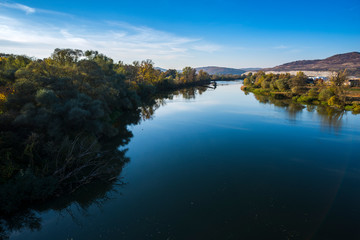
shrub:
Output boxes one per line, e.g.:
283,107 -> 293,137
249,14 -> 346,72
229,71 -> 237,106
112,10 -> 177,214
275,78 -> 289,91
327,96 -> 343,108
297,95 -> 316,103
307,87 -> 318,98
345,105 -> 354,111
243,78 -> 251,86
318,88 -> 334,102
261,80 -> 270,89
353,104 -> 360,114
291,86 -> 304,94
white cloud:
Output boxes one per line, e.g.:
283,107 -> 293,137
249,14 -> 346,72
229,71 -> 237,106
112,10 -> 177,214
0,2 -> 35,14
192,44 -> 222,53
0,2 -> 223,68
0,11 -> 211,66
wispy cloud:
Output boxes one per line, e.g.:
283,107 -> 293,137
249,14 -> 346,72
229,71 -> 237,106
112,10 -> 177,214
0,2 -> 35,14
192,44 -> 222,53
0,2 -> 221,68
273,45 -> 289,49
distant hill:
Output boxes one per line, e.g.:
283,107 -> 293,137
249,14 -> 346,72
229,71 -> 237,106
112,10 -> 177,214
154,67 -> 167,72
240,68 -> 263,72
265,52 -> 360,76
195,66 -> 246,75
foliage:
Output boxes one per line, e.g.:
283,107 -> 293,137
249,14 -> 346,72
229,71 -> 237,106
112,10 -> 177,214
318,88 -> 335,102
241,70 -> 357,111
275,78 -> 290,91
0,48 -> 214,218
329,69 -> 348,101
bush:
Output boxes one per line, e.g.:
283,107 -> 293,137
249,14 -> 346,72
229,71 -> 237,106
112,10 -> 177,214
291,86 -> 304,94
345,105 -> 354,111
318,88 -> 335,102
307,87 -> 318,98
327,96 -> 343,108
297,95 -> 316,103
243,78 -> 251,86
261,80 -> 270,89
353,104 -> 360,114
275,78 -> 289,91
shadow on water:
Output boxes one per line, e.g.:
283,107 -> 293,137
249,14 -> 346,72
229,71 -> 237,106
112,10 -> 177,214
0,176 -> 125,239
251,93 -> 346,132
0,86 -> 209,239
140,86 -> 208,120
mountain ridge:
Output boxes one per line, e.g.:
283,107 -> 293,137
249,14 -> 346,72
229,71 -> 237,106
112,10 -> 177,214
195,66 -> 246,75
155,66 -> 253,75
264,52 -> 360,76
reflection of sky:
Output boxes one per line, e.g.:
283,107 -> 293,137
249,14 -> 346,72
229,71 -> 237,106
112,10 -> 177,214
125,82 -> 360,239
13,81 -> 360,240
147,81 -> 360,135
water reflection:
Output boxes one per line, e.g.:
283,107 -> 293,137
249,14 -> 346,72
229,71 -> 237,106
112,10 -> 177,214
0,86 -> 210,239
4,82 -> 359,240
251,93 -> 346,131
140,86 -> 209,120
0,178 -> 124,239
0,148 -> 128,239
316,105 -> 345,132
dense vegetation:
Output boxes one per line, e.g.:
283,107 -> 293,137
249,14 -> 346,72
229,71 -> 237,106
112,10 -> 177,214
0,48 -> 214,217
209,74 -> 244,81
241,70 -> 360,113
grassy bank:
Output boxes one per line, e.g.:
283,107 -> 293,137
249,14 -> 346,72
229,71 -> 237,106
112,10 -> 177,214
241,71 -> 360,114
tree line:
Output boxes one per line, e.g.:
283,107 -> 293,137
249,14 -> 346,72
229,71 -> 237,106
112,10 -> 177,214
241,70 -> 360,113
0,48 -> 215,216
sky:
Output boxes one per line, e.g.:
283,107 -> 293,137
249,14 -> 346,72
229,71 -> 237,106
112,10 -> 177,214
0,0 -> 359,69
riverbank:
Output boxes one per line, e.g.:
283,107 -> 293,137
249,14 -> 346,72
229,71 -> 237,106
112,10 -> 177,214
9,80 -> 360,240
0,49 -> 214,218
241,71 -> 360,114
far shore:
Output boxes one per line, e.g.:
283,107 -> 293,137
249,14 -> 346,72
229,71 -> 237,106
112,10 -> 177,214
245,70 -> 360,79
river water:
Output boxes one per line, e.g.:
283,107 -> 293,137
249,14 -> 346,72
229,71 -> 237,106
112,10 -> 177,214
11,81 -> 360,239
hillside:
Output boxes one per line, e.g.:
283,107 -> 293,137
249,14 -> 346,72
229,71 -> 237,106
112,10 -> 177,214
195,66 -> 246,75
265,52 -> 360,76
154,67 -> 167,72
155,66 -> 260,75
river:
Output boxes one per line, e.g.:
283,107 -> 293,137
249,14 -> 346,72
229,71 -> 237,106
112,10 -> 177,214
10,80 -> 360,240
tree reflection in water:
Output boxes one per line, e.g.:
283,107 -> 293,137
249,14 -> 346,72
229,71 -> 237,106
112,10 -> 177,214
252,93 -> 345,131
0,86 -> 209,239
140,86 -> 208,120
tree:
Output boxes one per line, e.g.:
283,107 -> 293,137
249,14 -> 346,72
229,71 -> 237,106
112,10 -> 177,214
275,78 -> 290,91
330,70 -> 347,87
165,69 -> 177,79
197,70 -> 209,82
137,59 -> 158,84
291,71 -> 307,88
330,70 -> 347,102
51,48 -> 83,66
243,78 -> 251,86
182,67 -> 196,83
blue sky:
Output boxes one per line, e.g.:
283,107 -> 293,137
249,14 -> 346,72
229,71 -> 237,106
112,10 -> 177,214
0,0 -> 359,69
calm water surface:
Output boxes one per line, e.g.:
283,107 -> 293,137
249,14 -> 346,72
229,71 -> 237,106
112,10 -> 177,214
12,81 -> 360,239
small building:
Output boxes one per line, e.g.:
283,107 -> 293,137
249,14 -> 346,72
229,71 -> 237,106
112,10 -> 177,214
349,80 -> 360,87
308,76 -> 329,85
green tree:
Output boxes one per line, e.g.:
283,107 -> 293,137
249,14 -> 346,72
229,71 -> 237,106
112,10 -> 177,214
330,70 -> 347,102
197,70 -> 210,82
291,71 -> 307,88
51,48 -> 83,66
182,67 -> 196,83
